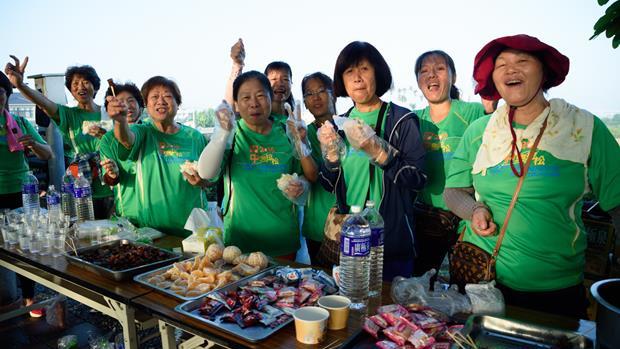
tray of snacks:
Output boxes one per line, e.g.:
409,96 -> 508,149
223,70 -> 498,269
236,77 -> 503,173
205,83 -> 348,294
175,266 -> 338,343
134,245 -> 273,301
65,239 -> 181,281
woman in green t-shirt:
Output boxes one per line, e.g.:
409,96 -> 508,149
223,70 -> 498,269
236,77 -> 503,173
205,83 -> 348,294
300,72 -> 338,263
107,76 -> 209,236
412,50 -> 488,275
198,71 -> 318,258
444,34 -> 620,318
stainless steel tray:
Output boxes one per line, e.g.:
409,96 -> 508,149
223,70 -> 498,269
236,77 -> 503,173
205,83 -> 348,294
459,315 -> 593,349
65,239 -> 181,281
175,267 -> 297,343
134,260 -> 278,301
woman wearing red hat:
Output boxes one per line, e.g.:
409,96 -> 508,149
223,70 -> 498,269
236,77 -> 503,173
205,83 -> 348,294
444,34 -> 620,318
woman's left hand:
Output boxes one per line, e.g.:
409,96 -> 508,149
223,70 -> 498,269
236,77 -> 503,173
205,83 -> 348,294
471,207 -> 497,236
284,181 -> 304,199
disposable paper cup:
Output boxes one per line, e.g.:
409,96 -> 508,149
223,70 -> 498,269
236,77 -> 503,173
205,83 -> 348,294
318,295 -> 351,330
293,306 -> 329,344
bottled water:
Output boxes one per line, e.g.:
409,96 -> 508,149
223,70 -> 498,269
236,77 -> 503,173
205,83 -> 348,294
22,171 -> 40,215
61,170 -> 75,220
47,185 -> 63,224
73,172 -> 94,222
363,200 -> 384,298
339,205 -> 371,309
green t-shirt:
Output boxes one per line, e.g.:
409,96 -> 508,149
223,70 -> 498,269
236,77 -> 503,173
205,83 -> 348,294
271,113 -> 288,125
302,122 -> 336,242
446,116 -> 620,291
0,113 -> 46,194
219,118 -> 301,256
342,105 -> 389,208
99,131 -> 139,223
415,100 -> 485,210
53,104 -> 112,199
118,123 -> 208,237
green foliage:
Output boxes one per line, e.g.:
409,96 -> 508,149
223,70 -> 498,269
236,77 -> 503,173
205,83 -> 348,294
591,0 -> 620,48
602,113 -> 620,140
195,108 -> 216,128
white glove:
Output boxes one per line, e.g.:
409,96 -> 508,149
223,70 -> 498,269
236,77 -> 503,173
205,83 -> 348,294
197,100 -> 236,180
317,121 -> 346,170
284,102 -> 312,159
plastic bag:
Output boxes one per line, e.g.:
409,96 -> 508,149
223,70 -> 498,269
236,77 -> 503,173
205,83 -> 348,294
46,294 -> 67,328
284,102 -> 312,159
57,335 -> 78,349
213,100 -> 236,148
276,173 -> 310,206
391,269 -> 471,316
341,118 -> 398,166
465,280 -> 505,315
317,121 -> 346,170
342,118 -> 375,149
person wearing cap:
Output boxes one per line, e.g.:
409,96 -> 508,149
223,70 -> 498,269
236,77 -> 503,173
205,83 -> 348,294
444,34 -> 620,318
99,82 -> 144,223
0,71 -> 52,317
411,50 -> 488,276
5,55 -> 114,219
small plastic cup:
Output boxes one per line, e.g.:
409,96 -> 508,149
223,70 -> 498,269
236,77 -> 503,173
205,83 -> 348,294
293,306 -> 329,344
318,295 -> 351,330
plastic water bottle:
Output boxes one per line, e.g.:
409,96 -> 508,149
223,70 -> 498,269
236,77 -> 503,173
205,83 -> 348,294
47,185 -> 62,223
339,205 -> 371,309
22,171 -> 40,215
363,200 -> 384,298
73,172 -> 94,222
61,170 -> 75,220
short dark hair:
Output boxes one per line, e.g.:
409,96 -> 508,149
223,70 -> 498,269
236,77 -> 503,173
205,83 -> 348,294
65,65 -> 101,97
301,72 -> 334,96
233,71 -> 273,102
264,61 -> 295,109
333,41 -> 392,98
141,76 -> 182,105
414,50 -> 460,100
0,72 -> 13,100
104,82 -> 145,109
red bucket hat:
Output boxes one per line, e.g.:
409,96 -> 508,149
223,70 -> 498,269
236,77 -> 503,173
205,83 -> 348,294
473,34 -> 570,100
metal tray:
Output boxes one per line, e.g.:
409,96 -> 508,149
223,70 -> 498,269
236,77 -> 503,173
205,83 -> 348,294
134,260 -> 278,301
459,315 -> 593,349
176,266 -> 314,343
65,239 -> 181,281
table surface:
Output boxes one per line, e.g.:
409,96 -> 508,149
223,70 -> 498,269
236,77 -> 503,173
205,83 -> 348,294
0,235 -> 596,348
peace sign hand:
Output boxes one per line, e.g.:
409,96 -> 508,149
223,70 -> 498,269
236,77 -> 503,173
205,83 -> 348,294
5,55 -> 29,88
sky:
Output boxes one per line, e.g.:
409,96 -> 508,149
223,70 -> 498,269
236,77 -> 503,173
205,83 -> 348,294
2,0 -> 619,117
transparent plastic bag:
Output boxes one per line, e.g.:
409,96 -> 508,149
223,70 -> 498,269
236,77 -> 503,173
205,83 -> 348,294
317,121 -> 346,170
46,294 -> 67,328
276,173 -> 310,206
465,280 -> 505,315
57,335 -> 78,349
284,102 -> 312,159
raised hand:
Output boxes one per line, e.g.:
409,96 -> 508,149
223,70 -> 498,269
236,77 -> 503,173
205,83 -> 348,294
87,125 -> 107,139
105,96 -> 128,122
17,134 -> 35,149
230,38 -> 245,66
215,100 -> 235,131
5,55 -> 28,88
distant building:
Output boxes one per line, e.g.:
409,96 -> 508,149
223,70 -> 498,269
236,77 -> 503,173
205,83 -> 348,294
8,92 -> 36,125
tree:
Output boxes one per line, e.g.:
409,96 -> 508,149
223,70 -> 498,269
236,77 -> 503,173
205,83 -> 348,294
591,0 -> 620,48
194,108 -> 216,128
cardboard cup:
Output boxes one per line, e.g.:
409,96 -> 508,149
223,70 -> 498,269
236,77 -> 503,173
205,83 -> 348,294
293,306 -> 329,344
318,295 -> 351,330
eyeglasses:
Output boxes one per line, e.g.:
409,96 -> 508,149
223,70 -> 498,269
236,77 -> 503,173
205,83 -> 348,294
303,88 -> 329,99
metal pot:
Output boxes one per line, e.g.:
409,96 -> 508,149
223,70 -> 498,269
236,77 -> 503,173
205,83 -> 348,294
591,278 -> 620,349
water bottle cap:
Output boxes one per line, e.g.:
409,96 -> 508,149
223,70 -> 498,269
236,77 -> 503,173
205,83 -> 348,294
365,200 -> 375,208
350,205 -> 362,214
